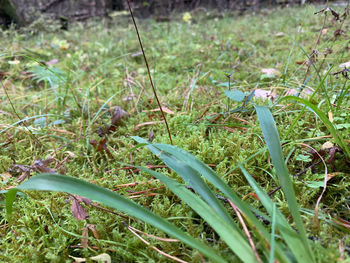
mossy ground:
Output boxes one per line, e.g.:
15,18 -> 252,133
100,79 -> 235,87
1,4 -> 350,262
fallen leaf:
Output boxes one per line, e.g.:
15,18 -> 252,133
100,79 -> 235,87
321,28 -> 328,35
89,138 -> 113,157
98,106 -> 129,137
90,253 -> 111,263
33,158 -> 57,173
275,32 -> 285,37
321,141 -> 334,150
254,89 -> 277,100
72,198 -> 89,221
87,224 -> 100,239
148,128 -> 155,142
111,106 -> 129,127
69,195 -> 92,221
334,29 -> 345,38
339,61 -> 350,68
69,253 -> 111,263
81,226 -> 89,248
261,68 -> 281,76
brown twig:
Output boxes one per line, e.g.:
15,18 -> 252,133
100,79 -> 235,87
126,0 -> 173,145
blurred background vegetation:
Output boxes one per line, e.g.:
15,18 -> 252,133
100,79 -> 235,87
0,0 -> 329,27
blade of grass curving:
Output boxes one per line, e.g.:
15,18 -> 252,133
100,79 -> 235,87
335,79 -> 349,112
132,137 -> 243,234
133,166 -> 257,263
0,114 -> 58,134
254,106 -> 314,262
239,164 -> 313,263
280,96 -> 350,159
282,59 -> 333,139
6,173 -> 225,263
132,137 -> 290,263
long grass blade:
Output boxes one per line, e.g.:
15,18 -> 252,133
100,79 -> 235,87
280,96 -> 350,159
239,164 -> 313,263
133,136 -> 291,263
6,174 -> 225,263
134,166 -> 257,263
254,106 -> 315,262
132,137 -> 241,232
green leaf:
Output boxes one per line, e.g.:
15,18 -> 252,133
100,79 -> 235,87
255,106 -> 315,262
6,174 -> 225,263
224,90 -> 245,102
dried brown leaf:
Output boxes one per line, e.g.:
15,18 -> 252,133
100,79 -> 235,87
87,224 -> 100,239
98,106 -> 129,136
148,128 -> 155,142
81,226 -> 89,248
70,195 -> 90,221
89,139 -> 113,157
33,158 -> 57,173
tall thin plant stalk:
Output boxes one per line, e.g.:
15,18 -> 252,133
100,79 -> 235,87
126,0 -> 173,145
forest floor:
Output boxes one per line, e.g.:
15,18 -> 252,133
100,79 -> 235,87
1,4 -> 350,262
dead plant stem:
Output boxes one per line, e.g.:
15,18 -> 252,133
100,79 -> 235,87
126,0 -> 173,145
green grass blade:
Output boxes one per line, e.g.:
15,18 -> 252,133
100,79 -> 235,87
6,173 -> 225,263
254,106 -> 314,262
132,137 -> 291,263
134,165 -> 257,263
132,137 -> 241,232
269,204 -> 277,263
239,164 -> 313,263
280,96 -> 350,159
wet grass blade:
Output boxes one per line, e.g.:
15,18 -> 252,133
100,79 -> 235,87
132,137 -> 240,232
239,164 -> 313,263
281,96 -> 350,159
6,173 -> 225,263
255,106 -> 315,262
134,166 -> 257,263
133,136 -> 291,263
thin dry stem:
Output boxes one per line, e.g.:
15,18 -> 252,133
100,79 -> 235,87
125,223 -> 187,263
128,225 -> 179,242
126,0 -> 173,145
228,199 -> 263,263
